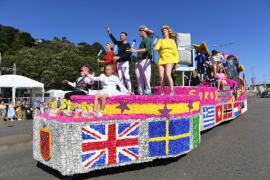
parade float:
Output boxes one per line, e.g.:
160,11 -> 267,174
33,33 -> 247,176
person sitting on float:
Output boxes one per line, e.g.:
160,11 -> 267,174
97,43 -> 117,74
202,59 -> 216,87
190,70 -> 201,86
208,71 -> 216,87
63,66 -> 95,100
216,63 -> 227,90
154,25 -> 179,96
89,64 -> 130,117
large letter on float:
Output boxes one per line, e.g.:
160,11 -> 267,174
189,89 -> 196,96
205,92 -> 209,100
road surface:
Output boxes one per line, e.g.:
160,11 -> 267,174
0,97 -> 269,180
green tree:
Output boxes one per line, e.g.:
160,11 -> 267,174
0,25 -> 141,91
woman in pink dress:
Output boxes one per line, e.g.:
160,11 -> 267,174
216,63 -> 227,90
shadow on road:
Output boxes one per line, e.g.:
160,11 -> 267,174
201,119 -> 233,135
37,154 -> 186,180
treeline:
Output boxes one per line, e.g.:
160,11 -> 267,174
0,25 -> 105,90
0,25 -> 164,91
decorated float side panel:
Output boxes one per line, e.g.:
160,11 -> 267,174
33,92 -> 247,175
33,114 -> 201,175
200,99 -> 247,131
152,87 -> 218,106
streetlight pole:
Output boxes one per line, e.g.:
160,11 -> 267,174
0,52 -> 1,94
251,66 -> 255,91
13,63 -> 16,75
0,52 -> 2,76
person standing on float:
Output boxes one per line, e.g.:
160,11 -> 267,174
154,25 -> 179,96
106,26 -> 132,92
128,25 -> 153,95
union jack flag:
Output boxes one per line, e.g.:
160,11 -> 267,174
81,122 -> 139,169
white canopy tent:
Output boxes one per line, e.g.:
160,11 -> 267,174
46,89 -> 67,99
0,75 -> 44,104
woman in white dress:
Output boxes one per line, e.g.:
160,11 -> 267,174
89,65 -> 130,117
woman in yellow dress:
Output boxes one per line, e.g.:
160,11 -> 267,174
154,25 -> 179,95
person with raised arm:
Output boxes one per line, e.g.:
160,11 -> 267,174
128,25 -> 153,95
106,26 -> 132,92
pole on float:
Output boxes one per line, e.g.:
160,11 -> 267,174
125,40 -> 136,91
152,36 -> 158,87
131,39 -> 136,49
97,49 -> 103,89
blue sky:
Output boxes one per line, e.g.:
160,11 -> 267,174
0,0 -> 269,84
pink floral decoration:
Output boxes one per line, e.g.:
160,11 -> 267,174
71,94 -> 199,104
37,110 -> 200,123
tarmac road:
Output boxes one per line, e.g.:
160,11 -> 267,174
0,97 -> 270,180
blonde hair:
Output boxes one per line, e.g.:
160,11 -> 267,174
106,43 -> 114,51
105,64 -> 114,72
161,25 -> 176,39
138,25 -> 154,38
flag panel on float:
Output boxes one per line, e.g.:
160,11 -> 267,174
215,105 -> 223,124
148,118 -> 191,157
223,103 -> 233,120
201,106 -> 216,130
233,102 -> 242,117
81,122 -> 140,169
